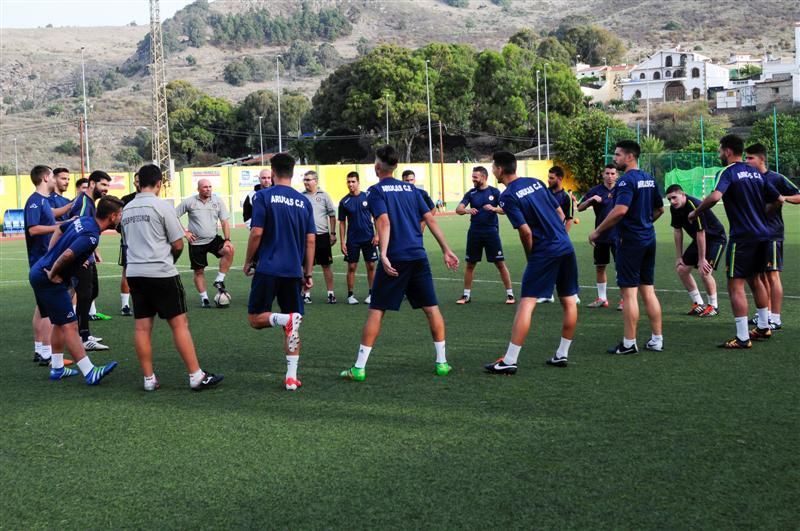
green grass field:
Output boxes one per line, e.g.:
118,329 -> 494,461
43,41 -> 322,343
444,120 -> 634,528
1,209 -> 799,529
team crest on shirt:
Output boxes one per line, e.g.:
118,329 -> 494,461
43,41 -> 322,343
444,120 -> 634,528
489,195 -> 495,201
618,181 -> 627,187
362,201 -> 368,207
90,237 -> 97,245
316,196 -> 323,202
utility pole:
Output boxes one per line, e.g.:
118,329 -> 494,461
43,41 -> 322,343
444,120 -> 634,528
80,46 -> 90,171
150,0 -> 172,180
544,63 -> 550,160
536,70 -> 541,160
13,138 -> 19,178
385,93 -> 390,144
425,60 -> 433,164
78,118 -> 86,177
258,116 -> 264,163
277,55 -> 282,152
438,121 -> 445,202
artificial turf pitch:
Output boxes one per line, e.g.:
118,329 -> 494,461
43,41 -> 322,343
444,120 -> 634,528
1,210 -> 798,529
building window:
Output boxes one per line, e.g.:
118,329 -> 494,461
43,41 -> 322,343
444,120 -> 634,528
773,87 -> 780,94
635,90 -> 642,98
692,67 -> 700,78
639,73 -> 646,80
680,54 -> 687,65
665,56 -> 673,67
674,69 -> 684,78
665,70 -> 672,78
653,71 -> 661,80
692,88 -> 701,99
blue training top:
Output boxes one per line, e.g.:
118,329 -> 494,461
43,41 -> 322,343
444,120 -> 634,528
613,168 -> 663,245
715,162 -> 779,242
460,185 -> 501,233
24,192 -> 57,267
30,216 -> 101,285
338,192 -> 374,244
367,178 -> 430,262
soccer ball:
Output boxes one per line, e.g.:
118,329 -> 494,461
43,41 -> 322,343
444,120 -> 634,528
214,290 -> 232,308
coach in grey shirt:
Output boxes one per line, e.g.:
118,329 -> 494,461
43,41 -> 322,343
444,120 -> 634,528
175,179 -> 235,307
302,170 -> 337,303
122,164 -> 223,392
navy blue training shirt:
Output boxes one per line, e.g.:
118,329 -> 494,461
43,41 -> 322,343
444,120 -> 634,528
48,192 -> 72,222
500,177 -> 574,258
584,183 -> 617,244
459,185 -> 501,232
367,178 -> 430,262
30,216 -> 101,284
670,195 -> 726,242
714,162 -> 779,242
250,184 -> 315,278
338,192 -> 374,244
24,192 -> 57,267
68,191 -> 96,219
763,170 -> 799,241
550,188 -> 574,221
415,186 -> 435,211
613,169 -> 664,245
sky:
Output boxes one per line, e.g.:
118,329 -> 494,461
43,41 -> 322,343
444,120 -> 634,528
0,0 -> 196,28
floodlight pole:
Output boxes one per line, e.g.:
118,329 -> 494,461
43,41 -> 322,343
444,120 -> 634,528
536,70 -> 542,160
80,46 -> 91,171
258,116 -> 264,163
276,56 -> 282,152
425,60 -> 433,164
543,63 -> 550,160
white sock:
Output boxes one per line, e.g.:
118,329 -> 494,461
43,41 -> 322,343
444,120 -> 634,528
286,355 -> 299,380
355,344 -> 372,369
199,291 -> 208,302
506,288 -> 513,297
650,334 -> 663,344
556,337 -> 572,359
623,337 -> 636,348
40,344 -> 52,361
76,356 -> 94,376
121,293 -> 130,307
34,341 -> 43,354
189,369 -> 205,388
144,374 -> 157,384
707,293 -> 717,307
756,307 -> 769,329
434,341 -> 446,363
735,316 -> 749,342
327,290 -> 334,296
215,272 -> 226,283
463,289 -> 472,298
51,352 -> 64,369
503,343 -> 522,365
688,289 -> 703,305
770,312 -> 781,326
270,313 -> 290,327
597,282 -> 607,300
89,301 -> 97,315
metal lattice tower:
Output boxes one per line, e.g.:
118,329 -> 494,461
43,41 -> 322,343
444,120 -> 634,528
150,0 -> 172,179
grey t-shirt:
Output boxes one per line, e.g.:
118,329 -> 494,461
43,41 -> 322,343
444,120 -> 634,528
302,189 -> 336,235
175,194 -> 230,245
122,192 -> 185,278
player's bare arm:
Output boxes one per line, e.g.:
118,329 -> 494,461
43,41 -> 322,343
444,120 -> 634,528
375,213 -> 397,277
422,211 -> 459,271
339,219 -> 348,255
46,248 -> 76,284
673,228 -> 684,267
688,191 -> 721,221
304,233 -> 315,290
577,195 -> 601,212
652,206 -> 664,222
170,238 -> 183,263
517,223 -> 534,256
590,204 -> 628,244
243,227 -> 263,276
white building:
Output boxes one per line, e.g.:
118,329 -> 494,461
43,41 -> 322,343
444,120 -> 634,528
575,63 -> 634,103
621,48 -> 730,102
756,22 -> 800,106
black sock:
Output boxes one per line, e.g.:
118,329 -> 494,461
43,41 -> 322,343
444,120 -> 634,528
348,291 -> 353,297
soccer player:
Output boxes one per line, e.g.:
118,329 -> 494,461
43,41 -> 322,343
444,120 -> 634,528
75,178 -> 89,194
744,143 -> 800,330
590,140 -> 664,354
67,170 -> 111,349
118,173 -> 140,317
48,167 -> 74,221
688,135 -> 787,348
301,170 -> 338,304
25,165 -> 59,365
484,152 -> 578,372
338,171 -> 378,305
29,196 -> 123,384
243,169 -> 272,229
665,184 -> 727,316
123,164 -> 223,391
537,165 -> 576,304
340,145 -> 459,382
578,164 -> 620,309
244,153 -> 313,391
175,178 -> 235,307
402,169 -> 436,232
455,165 -> 514,304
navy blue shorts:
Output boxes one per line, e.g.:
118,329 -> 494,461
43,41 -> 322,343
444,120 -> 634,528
766,240 -> 783,272
726,240 -> 769,279
520,252 -> 579,299
29,276 -> 76,325
682,238 -> 725,270
370,258 -> 438,311
616,241 -> 656,287
345,242 -> 378,264
465,230 -> 504,263
248,273 -> 304,315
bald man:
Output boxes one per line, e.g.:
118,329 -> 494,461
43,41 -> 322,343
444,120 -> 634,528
243,169 -> 272,229
176,179 -> 235,307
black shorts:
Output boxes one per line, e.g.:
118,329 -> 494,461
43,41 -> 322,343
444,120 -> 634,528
128,275 -> 188,320
74,262 -> 99,300
682,238 -> 725,270
465,230 -> 504,263
189,235 -> 226,270
118,243 -> 127,268
725,240 -> 769,279
593,242 -> 615,266
766,240 -> 783,272
248,273 -> 304,315
314,233 -> 333,266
